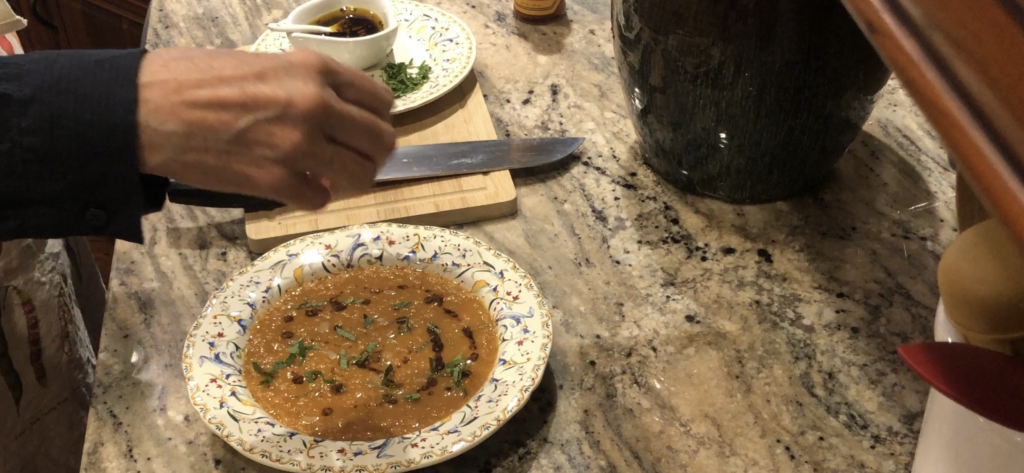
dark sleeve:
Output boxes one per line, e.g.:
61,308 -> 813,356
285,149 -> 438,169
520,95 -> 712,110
0,49 -> 169,244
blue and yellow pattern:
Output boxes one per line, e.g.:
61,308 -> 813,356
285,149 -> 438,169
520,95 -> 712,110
183,223 -> 552,472
253,0 -> 477,114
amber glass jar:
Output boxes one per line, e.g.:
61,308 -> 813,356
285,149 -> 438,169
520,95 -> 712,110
514,0 -> 566,24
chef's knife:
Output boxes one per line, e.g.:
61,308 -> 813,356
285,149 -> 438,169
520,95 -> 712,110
166,137 -> 585,212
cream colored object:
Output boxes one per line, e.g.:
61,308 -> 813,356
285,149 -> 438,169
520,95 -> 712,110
937,218 -> 1024,355
243,70 -> 516,253
283,0 -> 399,70
0,0 -> 27,36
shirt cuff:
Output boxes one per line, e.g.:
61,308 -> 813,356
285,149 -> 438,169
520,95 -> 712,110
0,49 -> 161,243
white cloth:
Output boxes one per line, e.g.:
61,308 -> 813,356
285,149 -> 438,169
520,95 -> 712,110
0,0 -> 26,37
0,241 -> 96,473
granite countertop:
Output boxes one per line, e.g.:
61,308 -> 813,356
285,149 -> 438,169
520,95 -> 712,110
80,0 -> 957,471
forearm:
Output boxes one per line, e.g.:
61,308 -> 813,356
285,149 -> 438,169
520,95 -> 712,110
0,49 -> 168,243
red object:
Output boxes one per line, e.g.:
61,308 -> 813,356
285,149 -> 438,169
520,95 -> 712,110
898,342 -> 1024,432
0,35 -> 16,56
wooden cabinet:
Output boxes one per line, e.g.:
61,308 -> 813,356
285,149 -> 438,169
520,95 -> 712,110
56,0 -> 147,49
9,0 -> 148,52
7,0 -> 62,51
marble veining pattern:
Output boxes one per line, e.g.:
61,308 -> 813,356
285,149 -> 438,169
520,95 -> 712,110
82,0 -> 956,471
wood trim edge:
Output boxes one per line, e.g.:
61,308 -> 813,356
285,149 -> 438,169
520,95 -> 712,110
842,0 -> 1024,249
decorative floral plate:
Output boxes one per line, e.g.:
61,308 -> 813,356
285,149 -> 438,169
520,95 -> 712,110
182,224 -> 551,472
252,0 -> 476,114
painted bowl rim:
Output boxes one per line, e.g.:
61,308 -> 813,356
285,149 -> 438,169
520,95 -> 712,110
182,223 -> 552,472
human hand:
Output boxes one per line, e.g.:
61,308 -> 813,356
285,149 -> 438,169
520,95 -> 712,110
136,48 -> 396,210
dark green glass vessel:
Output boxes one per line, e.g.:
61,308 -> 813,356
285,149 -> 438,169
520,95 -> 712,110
612,0 -> 892,202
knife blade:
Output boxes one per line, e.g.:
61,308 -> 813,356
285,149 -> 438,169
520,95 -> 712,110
166,137 -> 584,212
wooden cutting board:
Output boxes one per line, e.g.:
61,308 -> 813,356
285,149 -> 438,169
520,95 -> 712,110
243,71 -> 516,253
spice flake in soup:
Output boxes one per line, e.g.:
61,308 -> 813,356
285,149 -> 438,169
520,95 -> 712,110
242,266 -> 498,441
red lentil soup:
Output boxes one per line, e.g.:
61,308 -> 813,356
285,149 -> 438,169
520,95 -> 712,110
242,266 -> 498,441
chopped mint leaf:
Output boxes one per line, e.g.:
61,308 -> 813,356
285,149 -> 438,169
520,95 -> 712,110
335,326 -> 357,341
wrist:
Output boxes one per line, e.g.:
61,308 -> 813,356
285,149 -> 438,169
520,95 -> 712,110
137,49 -> 169,177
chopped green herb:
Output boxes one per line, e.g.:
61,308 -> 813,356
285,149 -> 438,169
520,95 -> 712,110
253,349 -> 302,385
443,353 -> 467,388
252,361 -> 276,385
351,342 -> 378,367
339,350 -> 348,370
364,314 -> 373,329
296,299 -> 327,310
351,352 -> 369,366
405,393 -> 422,401
428,357 -> 435,374
381,364 -> 400,388
427,322 -> 441,334
398,317 -> 412,334
341,297 -> 365,305
252,361 -> 273,376
336,326 -> 357,341
287,340 -> 317,364
445,354 -> 464,371
414,339 -> 429,352
452,366 -> 464,387
381,60 -> 432,99
272,353 -> 296,372
392,301 -> 412,310
382,392 -> 395,401
304,370 -> 337,385
460,386 -> 468,397
304,370 -> 320,383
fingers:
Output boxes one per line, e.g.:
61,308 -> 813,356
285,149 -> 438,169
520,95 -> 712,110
305,137 -> 381,197
138,47 -> 399,210
325,68 -> 394,119
243,164 -> 332,210
281,49 -> 394,119
267,49 -> 397,200
319,58 -> 395,119
320,90 -> 396,167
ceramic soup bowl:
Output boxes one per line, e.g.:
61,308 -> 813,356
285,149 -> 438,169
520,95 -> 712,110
183,224 -> 552,472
